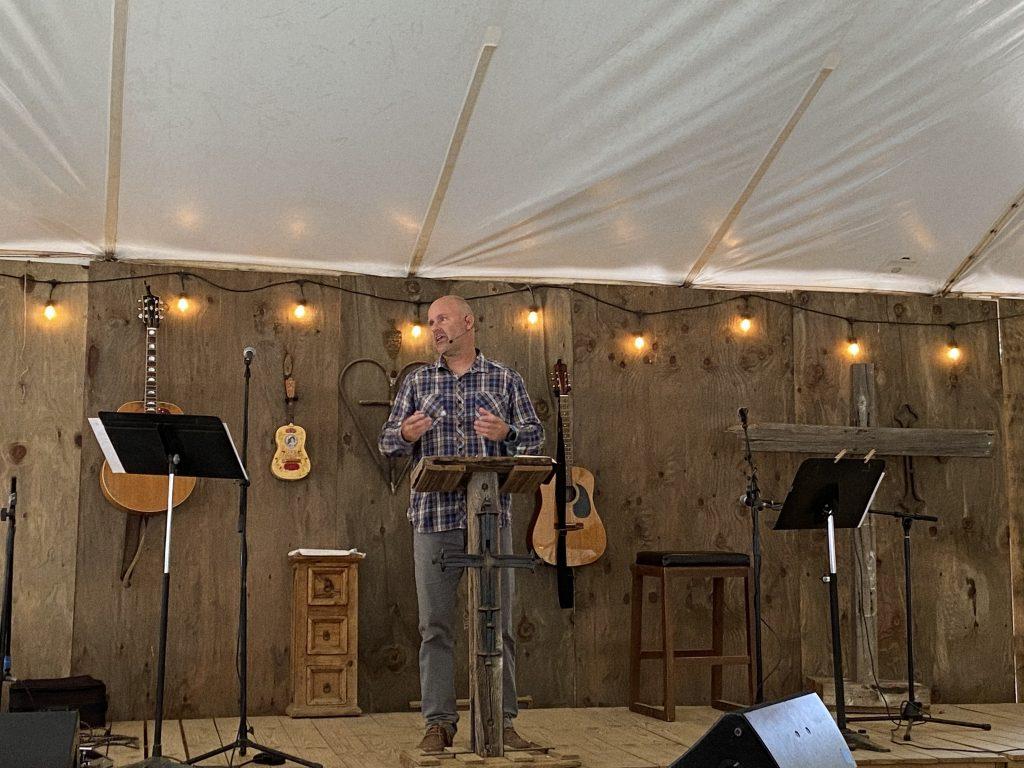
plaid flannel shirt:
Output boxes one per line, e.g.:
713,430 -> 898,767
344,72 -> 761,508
378,351 -> 544,532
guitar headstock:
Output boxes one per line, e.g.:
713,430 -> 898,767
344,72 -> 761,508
551,358 -> 571,396
137,284 -> 164,328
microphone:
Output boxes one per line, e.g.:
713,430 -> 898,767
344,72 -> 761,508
443,328 -> 471,346
738,407 -> 748,427
243,346 -> 256,364
2,476 -> 15,522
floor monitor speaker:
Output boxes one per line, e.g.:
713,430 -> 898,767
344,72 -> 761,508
670,692 -> 855,767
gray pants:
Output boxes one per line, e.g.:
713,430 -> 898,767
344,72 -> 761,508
413,525 -> 518,732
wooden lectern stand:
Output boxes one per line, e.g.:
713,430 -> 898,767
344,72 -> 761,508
411,456 -> 552,759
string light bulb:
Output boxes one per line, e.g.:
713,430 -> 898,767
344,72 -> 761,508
946,324 -> 962,362
175,272 -> 189,312
845,320 -> 860,357
43,281 -> 57,321
293,281 -> 308,319
410,301 -> 424,338
526,285 -> 540,327
632,311 -> 647,351
736,296 -> 753,334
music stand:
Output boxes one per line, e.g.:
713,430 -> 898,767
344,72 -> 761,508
774,458 -> 887,753
90,412 -> 247,768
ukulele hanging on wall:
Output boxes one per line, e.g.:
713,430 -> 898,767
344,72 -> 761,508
271,352 -> 311,480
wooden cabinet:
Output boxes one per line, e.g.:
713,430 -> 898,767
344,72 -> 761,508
287,553 -> 362,717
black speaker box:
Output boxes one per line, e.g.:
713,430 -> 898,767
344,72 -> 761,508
670,692 -> 855,767
10,674 -> 108,728
0,710 -> 80,768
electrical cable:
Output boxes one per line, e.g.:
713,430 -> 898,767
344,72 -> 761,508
0,268 -> 1019,331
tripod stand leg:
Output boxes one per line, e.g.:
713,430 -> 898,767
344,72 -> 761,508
187,739 -> 323,768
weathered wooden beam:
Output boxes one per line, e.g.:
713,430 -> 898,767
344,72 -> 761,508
467,472 -> 503,757
727,423 -> 995,457
998,298 -> 1024,696
849,364 -> 878,686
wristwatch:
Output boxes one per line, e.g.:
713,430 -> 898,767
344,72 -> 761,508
505,426 -> 519,443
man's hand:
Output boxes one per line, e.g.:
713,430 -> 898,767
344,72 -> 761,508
474,407 -> 510,441
400,411 -> 434,443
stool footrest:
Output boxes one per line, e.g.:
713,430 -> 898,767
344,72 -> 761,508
639,650 -> 751,664
629,703 -> 674,722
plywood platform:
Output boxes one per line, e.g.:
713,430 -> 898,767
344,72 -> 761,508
95,704 -> 1024,767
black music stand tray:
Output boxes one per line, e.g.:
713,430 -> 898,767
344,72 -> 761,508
90,412 -> 247,768
775,458 -> 887,753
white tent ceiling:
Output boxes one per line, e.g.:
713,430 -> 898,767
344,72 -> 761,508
4,1 -> 1024,295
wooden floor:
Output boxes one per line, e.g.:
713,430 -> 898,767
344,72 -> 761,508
96,703 -> 1024,767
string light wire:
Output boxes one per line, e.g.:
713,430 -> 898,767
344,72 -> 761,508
2,268 -> 1019,334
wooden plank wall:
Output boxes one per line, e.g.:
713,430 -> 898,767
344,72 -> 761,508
570,286 -> 802,705
793,293 -> 1011,703
72,263 -> 341,717
998,298 -> 1024,694
0,263 -> 87,680
0,261 -> 1017,717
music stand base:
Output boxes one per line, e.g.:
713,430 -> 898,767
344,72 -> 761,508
849,700 -> 991,742
124,757 -> 191,768
187,737 -> 322,768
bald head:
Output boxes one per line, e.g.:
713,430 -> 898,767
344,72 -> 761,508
427,294 -> 476,357
430,295 -> 473,323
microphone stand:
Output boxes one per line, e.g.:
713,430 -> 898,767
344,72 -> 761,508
738,409 -> 768,704
187,352 -> 321,768
848,509 -> 990,740
0,477 -> 17,682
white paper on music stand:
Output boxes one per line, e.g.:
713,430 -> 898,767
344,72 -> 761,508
288,548 -> 366,558
222,422 -> 250,483
89,417 -> 124,473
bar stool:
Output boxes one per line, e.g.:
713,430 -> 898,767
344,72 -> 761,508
628,551 -> 755,721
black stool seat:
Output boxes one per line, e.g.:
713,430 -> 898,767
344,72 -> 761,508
636,551 -> 750,568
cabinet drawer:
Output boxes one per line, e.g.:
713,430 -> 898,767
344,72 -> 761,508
307,567 -> 348,606
306,665 -> 348,706
307,615 -> 348,655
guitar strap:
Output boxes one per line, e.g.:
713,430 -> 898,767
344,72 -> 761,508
119,514 -> 147,588
554,405 -> 574,609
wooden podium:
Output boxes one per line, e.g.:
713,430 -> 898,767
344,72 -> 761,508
411,456 -> 553,760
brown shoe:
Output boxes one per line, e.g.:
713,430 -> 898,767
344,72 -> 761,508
418,723 -> 454,753
503,726 -> 540,751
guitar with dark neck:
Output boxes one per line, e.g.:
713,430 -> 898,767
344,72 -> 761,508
99,286 -> 197,513
528,359 -> 606,567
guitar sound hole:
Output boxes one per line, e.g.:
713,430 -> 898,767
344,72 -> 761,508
565,486 -> 578,503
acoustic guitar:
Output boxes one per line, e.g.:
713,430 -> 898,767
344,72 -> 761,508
99,286 -> 197,514
528,359 -> 606,566
271,353 -> 311,480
